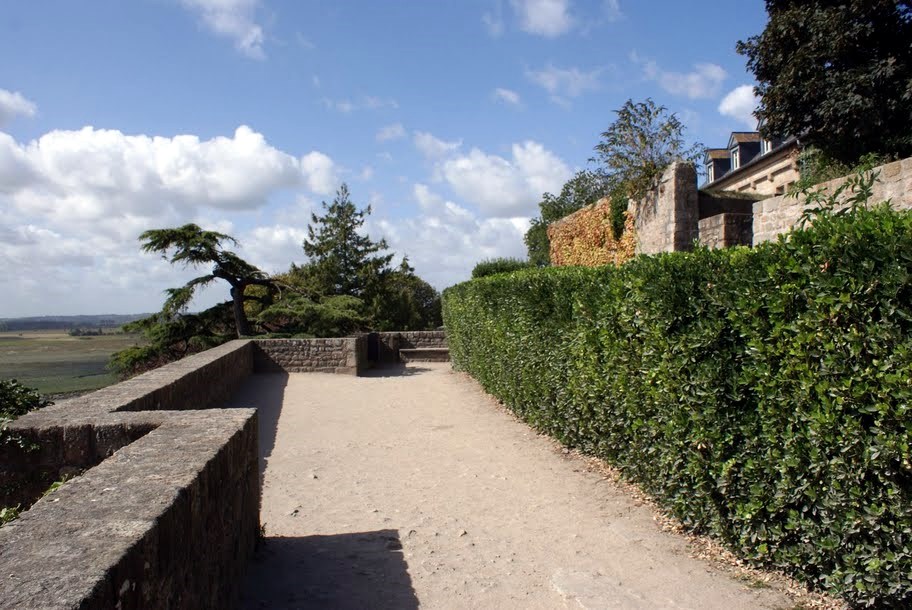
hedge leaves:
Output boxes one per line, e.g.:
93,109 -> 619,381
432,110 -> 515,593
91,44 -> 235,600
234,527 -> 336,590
443,193 -> 912,607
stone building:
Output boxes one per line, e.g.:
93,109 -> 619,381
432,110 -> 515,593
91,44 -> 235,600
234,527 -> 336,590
702,124 -> 800,196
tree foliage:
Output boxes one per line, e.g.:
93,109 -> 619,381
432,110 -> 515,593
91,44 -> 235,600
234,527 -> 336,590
369,258 -> 443,331
593,98 -> 704,202
738,0 -> 912,164
471,257 -> 535,279
301,184 -> 394,298
524,170 -> 611,266
108,303 -> 236,377
139,224 -> 275,337
113,186 -> 441,377
0,380 -> 51,424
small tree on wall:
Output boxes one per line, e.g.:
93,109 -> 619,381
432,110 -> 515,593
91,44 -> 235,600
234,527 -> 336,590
592,98 -> 704,208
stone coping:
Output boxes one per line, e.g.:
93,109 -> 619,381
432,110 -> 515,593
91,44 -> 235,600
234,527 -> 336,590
0,339 -> 259,609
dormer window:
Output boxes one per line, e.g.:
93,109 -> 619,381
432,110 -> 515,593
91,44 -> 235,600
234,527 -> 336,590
731,147 -> 740,169
761,139 -> 772,155
706,163 -> 714,183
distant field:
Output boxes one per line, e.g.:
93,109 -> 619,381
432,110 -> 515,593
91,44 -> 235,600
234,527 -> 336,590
0,330 -> 143,396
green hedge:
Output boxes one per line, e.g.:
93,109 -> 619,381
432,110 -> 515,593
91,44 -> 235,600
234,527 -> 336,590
443,201 -> 912,607
471,257 -> 535,279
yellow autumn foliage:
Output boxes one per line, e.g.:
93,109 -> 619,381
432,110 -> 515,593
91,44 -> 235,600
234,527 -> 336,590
547,197 -> 636,267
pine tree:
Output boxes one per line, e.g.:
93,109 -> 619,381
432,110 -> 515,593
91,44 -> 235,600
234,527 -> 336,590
302,184 -> 394,298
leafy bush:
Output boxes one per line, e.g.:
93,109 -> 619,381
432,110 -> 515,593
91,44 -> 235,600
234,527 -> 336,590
108,303 -> 236,378
791,146 -> 889,193
471,257 -> 534,279
443,175 -> 912,607
0,379 -> 51,424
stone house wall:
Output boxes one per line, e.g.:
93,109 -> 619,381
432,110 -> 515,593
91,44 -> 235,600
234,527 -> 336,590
753,157 -> 912,244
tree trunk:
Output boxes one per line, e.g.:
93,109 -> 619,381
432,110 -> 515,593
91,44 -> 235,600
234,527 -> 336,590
230,285 -> 252,337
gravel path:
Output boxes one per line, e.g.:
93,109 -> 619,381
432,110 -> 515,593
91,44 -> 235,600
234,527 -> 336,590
231,363 -> 794,609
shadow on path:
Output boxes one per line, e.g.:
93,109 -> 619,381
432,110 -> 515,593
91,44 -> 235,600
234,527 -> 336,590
363,364 -> 433,378
225,373 -> 289,484
241,530 -> 418,610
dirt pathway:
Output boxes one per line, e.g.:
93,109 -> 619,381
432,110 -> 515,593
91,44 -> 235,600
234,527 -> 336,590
231,363 -> 794,609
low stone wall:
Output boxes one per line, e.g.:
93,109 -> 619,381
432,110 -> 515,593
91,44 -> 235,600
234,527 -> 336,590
394,331 -> 448,349
253,337 -> 366,375
0,339 -> 260,610
753,157 -> 912,244
373,331 -> 448,363
698,213 -> 753,249
0,332 -> 432,608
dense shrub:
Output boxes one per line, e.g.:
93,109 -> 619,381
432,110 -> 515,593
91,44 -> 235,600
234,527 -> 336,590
0,379 -> 50,423
471,257 -> 535,279
443,178 -> 912,607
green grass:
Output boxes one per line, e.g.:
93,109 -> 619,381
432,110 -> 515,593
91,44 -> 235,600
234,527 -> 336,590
0,330 -> 143,396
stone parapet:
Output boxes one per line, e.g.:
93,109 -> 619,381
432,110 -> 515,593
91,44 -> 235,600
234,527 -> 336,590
0,339 -> 259,610
253,337 -> 366,375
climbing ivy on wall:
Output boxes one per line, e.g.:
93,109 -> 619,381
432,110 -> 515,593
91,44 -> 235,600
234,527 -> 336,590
547,199 -> 637,267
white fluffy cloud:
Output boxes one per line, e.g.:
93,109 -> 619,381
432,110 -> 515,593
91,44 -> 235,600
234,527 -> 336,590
0,89 -> 37,126
0,118 -> 561,315
180,0 -> 265,59
719,84 -> 759,129
413,131 -> 462,159
0,125 -> 331,223
376,123 -> 406,142
374,186 -> 530,289
439,141 -> 570,217
510,0 -> 574,37
0,123 -> 348,316
526,64 -> 601,104
633,52 -> 727,100
300,151 -> 340,195
493,88 -> 521,106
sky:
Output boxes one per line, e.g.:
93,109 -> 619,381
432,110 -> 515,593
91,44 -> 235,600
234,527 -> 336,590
0,0 -> 768,317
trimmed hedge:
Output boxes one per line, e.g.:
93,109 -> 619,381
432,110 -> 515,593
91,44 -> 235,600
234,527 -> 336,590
443,201 -> 912,607
471,257 -> 535,279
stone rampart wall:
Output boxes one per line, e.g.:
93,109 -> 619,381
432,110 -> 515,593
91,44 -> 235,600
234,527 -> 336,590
0,339 -> 259,610
0,332 -> 433,608
253,337 -> 366,375
753,158 -> 912,244
374,331 -> 448,363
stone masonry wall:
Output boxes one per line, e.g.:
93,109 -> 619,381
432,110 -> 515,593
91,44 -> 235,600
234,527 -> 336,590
631,162 -> 699,254
395,331 -> 448,349
253,337 -> 366,375
0,333 -> 429,608
698,213 -> 753,249
374,331 -> 448,364
0,340 -> 259,610
753,157 -> 912,244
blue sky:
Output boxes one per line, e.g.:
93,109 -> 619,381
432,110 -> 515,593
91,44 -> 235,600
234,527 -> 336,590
0,0 -> 767,316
